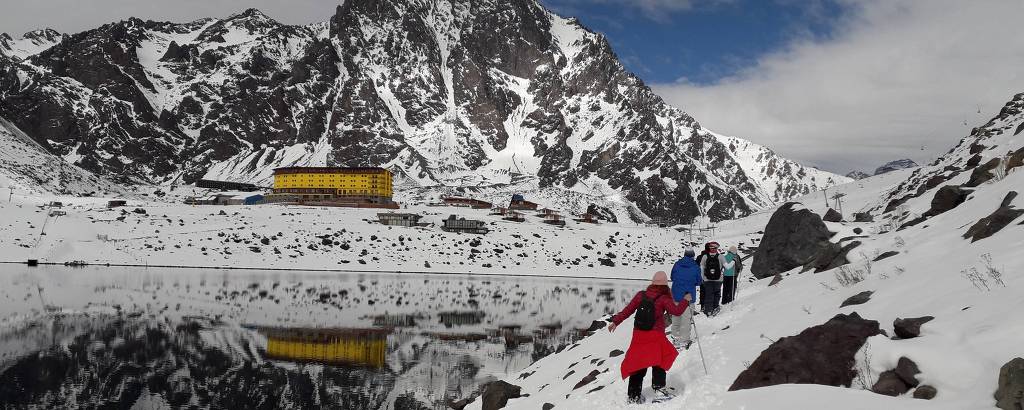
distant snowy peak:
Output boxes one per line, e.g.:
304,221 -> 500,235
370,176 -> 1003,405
845,171 -> 871,180
873,159 -> 918,175
0,0 -> 844,223
0,28 -> 63,60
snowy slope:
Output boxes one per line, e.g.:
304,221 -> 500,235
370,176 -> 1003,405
0,29 -> 63,60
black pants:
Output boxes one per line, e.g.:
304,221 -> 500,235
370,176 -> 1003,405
722,276 -> 736,305
702,281 -> 722,315
628,367 -> 666,400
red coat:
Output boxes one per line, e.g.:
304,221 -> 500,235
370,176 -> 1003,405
611,287 -> 690,379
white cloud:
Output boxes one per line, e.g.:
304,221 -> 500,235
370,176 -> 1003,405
653,0 -> 1024,174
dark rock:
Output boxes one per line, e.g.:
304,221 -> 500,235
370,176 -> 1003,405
729,313 -> 881,391
853,212 -> 874,222
893,316 -> 934,339
573,370 -> 601,390
853,227 -> 863,234
584,320 -> 607,332
873,251 -> 899,262
811,240 -> 860,273
448,398 -> 473,410
995,357 -> 1024,410
894,357 -> 921,387
964,192 -> 1024,242
768,274 -> 784,287
823,208 -> 844,222
924,185 -> 971,217
480,380 -> 521,410
543,403 -> 555,410
609,349 -> 624,357
840,291 -> 873,308
913,385 -> 938,400
965,158 -> 1002,187
872,370 -> 912,396
751,203 -> 836,279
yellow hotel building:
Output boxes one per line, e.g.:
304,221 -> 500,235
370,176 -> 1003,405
271,167 -> 393,201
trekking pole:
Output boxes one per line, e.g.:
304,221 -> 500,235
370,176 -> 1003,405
691,316 -> 709,375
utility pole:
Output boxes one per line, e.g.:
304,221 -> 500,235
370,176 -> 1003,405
8,186 -> 12,203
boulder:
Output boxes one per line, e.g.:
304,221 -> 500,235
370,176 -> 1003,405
729,313 -> 881,391
823,208 -> 844,222
873,251 -> 899,262
913,385 -> 938,400
894,357 -> 921,387
893,316 -> 934,339
573,370 -> 601,390
768,274 -> 784,287
840,291 -> 873,308
965,158 -> 1002,187
542,404 -> 555,410
811,241 -> 860,273
924,185 -> 971,217
995,358 -> 1024,410
963,192 -> 1024,242
609,349 -> 624,357
751,203 -> 836,279
480,381 -> 521,410
584,320 -> 606,332
872,370 -> 912,396
853,212 -> 874,223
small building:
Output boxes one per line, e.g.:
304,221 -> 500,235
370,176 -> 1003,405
509,194 -> 539,211
536,208 -> 559,217
442,196 -> 492,209
226,194 -> 264,205
196,179 -> 261,192
378,212 -> 423,227
490,207 -> 510,216
544,213 -> 569,225
47,201 -> 63,208
442,214 -> 489,234
502,210 -> 525,223
107,200 -> 127,209
574,213 -> 600,224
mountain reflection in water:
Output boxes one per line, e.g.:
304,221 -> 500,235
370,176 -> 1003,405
0,267 -> 637,409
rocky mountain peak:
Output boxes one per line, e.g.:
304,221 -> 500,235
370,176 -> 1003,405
874,159 -> 919,175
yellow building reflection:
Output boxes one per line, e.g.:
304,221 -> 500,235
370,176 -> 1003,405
260,327 -> 390,368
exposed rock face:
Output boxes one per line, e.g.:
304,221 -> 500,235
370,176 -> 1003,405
894,357 -> 921,388
0,1 -> 845,222
963,192 -> 1024,242
481,380 -> 522,410
751,203 -> 835,279
823,208 -> 844,222
893,316 -> 934,339
853,212 -> 874,223
840,291 -> 873,308
729,313 -> 881,391
872,370 -> 912,396
845,170 -> 870,180
926,185 -> 971,216
995,358 -> 1024,410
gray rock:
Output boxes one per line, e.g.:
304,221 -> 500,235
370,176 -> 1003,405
872,370 -> 911,396
542,404 -> 555,410
730,313 -> 881,391
823,208 -> 844,222
873,251 -> 899,262
894,357 -> 921,387
913,385 -> 938,400
995,357 -> 1024,410
853,212 -> 874,223
751,203 -> 836,279
963,192 -> 1024,242
480,380 -> 521,410
840,291 -> 873,308
768,274 -> 784,287
893,316 -> 934,339
572,370 -> 600,390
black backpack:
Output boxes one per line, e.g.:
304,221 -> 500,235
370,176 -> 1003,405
705,255 -> 722,281
634,292 -> 661,331
734,254 -> 744,274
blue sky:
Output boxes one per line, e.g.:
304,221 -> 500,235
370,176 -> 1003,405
541,0 -> 850,85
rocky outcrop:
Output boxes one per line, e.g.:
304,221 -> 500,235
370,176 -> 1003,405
913,385 -> 938,400
995,358 -> 1024,410
872,357 -> 921,396
893,316 -> 934,339
751,203 -> 837,279
480,381 -> 522,410
874,159 -> 918,175
840,291 -> 873,308
729,313 -> 881,391
963,192 -> 1024,242
823,208 -> 844,222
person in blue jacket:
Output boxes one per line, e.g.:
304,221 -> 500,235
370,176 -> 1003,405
669,249 -> 702,349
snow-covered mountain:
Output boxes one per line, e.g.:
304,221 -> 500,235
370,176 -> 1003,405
873,158 -> 918,175
0,2 -> 847,222
0,28 -> 63,60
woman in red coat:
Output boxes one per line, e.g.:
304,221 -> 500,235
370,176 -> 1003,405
609,270 -> 691,403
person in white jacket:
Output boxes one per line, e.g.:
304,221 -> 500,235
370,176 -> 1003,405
698,242 -> 733,316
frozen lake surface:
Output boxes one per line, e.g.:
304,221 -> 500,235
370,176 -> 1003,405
0,264 -> 640,409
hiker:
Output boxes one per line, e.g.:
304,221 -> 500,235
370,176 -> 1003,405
699,242 -> 733,316
670,249 -> 702,349
721,245 -> 742,305
694,242 -> 713,308
609,271 -> 692,404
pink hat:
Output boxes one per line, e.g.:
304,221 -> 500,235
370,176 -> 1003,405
651,271 -> 669,286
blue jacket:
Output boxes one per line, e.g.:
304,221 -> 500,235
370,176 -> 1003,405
670,256 -> 703,302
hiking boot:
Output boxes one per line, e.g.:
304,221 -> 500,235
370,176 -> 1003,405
651,387 -> 675,403
627,395 -> 646,404
682,340 -> 693,350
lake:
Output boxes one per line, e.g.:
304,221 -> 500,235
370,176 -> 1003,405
0,265 -> 641,409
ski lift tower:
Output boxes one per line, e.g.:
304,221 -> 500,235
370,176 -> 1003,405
831,192 -> 847,215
